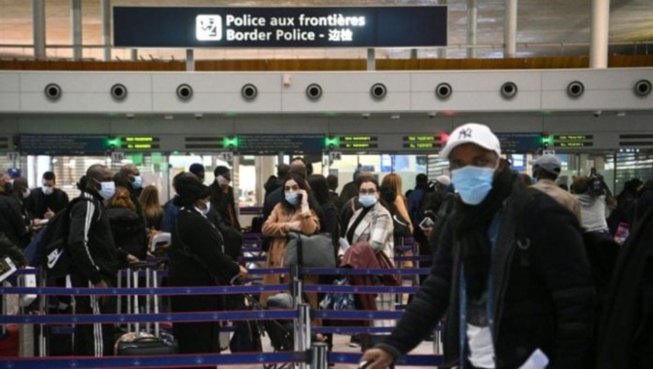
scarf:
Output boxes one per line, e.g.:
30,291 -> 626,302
453,166 -> 516,300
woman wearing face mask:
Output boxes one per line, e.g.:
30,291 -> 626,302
345,177 -> 396,337
261,173 -> 320,307
168,173 -> 247,357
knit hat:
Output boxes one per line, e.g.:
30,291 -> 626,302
173,174 -> 210,207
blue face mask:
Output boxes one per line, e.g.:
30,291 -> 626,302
358,194 -> 378,208
132,175 -> 143,189
285,192 -> 299,205
451,165 -> 496,205
98,181 -> 116,200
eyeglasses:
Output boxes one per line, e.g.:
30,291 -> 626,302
359,189 -> 377,195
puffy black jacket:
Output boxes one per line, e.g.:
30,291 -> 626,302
377,182 -> 596,369
106,207 -> 148,262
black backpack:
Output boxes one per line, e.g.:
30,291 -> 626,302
40,197 -> 96,278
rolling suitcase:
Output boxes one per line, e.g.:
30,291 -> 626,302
115,261 -> 177,356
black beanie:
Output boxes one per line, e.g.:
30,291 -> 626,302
173,175 -> 211,207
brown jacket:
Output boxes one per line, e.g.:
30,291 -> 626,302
260,202 -> 319,306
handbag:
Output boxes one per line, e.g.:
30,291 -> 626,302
284,232 -> 336,268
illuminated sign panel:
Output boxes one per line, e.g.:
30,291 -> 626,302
402,135 -> 441,150
114,7 -> 447,48
121,137 -> 160,150
552,134 -> 594,148
338,136 -> 378,149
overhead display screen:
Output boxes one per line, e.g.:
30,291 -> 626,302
114,6 -> 447,48
402,135 -> 442,150
19,134 -> 109,155
239,134 -> 324,153
120,136 -> 161,150
495,132 -> 541,153
337,136 -> 379,150
553,134 -> 594,148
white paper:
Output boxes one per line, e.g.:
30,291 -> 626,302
518,348 -> 549,369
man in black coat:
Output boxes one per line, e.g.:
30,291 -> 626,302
28,171 -> 69,221
597,206 -> 653,368
0,170 -> 28,248
362,123 -> 595,369
209,166 -> 240,230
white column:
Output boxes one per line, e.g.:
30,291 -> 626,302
504,0 -> 517,58
130,49 -> 138,61
33,0 -> 46,60
367,48 -> 376,71
466,0 -> 477,58
101,0 -> 111,61
71,0 -> 82,60
590,0 -> 610,68
437,0 -> 447,58
186,49 -> 195,71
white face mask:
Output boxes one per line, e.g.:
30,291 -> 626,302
22,189 -> 31,199
217,175 -> 229,186
195,201 -> 211,216
42,186 -> 54,195
98,181 -> 116,200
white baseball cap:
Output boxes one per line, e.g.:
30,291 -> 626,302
439,123 -> 502,159
435,175 -> 451,186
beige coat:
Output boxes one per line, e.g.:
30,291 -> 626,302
533,179 -> 583,224
260,202 -> 320,307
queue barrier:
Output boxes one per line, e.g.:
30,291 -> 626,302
1,263 -> 443,367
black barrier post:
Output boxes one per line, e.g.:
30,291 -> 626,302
311,342 -> 328,369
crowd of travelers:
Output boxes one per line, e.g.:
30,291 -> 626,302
1,123 -> 652,368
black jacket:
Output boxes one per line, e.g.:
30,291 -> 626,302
106,207 -> 148,262
169,207 -> 240,288
377,182 -> 595,369
635,181 -> 653,222
209,182 -> 240,229
0,192 -> 28,247
67,192 -> 118,284
597,207 -> 653,368
28,187 -> 69,219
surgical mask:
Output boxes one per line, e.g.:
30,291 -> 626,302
285,192 -> 299,205
451,165 -> 496,205
195,201 -> 211,216
132,176 -> 143,189
42,186 -> 54,195
358,194 -> 378,208
22,189 -> 30,199
98,181 -> 116,200
217,175 -> 229,186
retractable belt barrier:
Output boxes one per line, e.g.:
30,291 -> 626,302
1,257 -> 443,367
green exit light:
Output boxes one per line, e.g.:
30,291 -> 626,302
107,137 -> 122,148
324,137 -> 340,148
223,137 -> 239,148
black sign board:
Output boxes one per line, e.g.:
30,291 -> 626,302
120,136 -> 161,150
20,135 -> 108,155
338,136 -> 378,150
494,133 -> 541,153
402,135 -> 442,150
239,134 -> 324,154
114,6 -> 447,48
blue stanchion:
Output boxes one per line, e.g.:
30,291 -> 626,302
299,267 -> 430,275
313,310 -> 404,320
0,309 -> 298,325
0,352 -> 305,369
328,352 -> 444,366
304,285 -> 418,294
0,283 -> 288,296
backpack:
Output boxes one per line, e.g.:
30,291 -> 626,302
24,197 -> 96,278
229,320 -> 263,353
380,185 -> 412,239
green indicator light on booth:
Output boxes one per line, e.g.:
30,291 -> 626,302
107,137 -> 122,148
324,137 -> 340,148
223,137 -> 239,149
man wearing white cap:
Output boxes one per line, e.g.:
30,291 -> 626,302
531,155 -> 582,223
362,123 -> 595,369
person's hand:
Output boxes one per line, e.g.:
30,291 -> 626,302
423,227 -> 433,238
297,189 -> 309,206
286,221 -> 302,232
238,265 -> 248,278
44,208 -> 55,219
360,348 -> 394,369
126,254 -> 139,263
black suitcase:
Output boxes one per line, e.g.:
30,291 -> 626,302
115,335 -> 177,355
